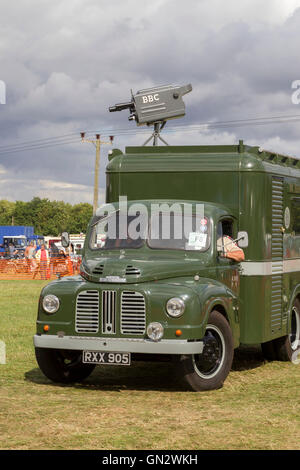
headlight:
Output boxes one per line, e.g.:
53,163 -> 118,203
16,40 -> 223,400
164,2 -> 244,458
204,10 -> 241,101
42,295 -> 60,314
147,322 -> 164,342
166,297 -> 185,317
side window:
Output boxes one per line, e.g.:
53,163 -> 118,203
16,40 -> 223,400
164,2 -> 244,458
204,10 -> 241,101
217,219 -> 234,255
291,198 -> 300,235
221,220 -> 234,238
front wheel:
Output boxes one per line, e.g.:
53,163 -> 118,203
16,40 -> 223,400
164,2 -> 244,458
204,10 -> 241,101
35,348 -> 95,384
179,311 -> 234,391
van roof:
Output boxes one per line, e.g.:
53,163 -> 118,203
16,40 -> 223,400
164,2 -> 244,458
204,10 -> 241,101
107,142 -> 300,177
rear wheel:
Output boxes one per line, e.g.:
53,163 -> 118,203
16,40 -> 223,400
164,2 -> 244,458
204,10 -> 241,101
179,311 -> 234,391
35,348 -> 95,384
274,299 -> 300,362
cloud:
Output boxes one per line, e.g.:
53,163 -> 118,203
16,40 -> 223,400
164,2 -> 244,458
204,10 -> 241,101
0,172 -> 105,204
1,0 -> 300,204
39,179 -> 91,191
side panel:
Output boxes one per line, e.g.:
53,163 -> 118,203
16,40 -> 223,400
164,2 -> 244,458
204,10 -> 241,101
107,171 -> 239,216
240,270 -> 300,344
239,172 -> 269,260
240,173 -> 300,343
239,172 -> 270,343
239,276 -> 270,343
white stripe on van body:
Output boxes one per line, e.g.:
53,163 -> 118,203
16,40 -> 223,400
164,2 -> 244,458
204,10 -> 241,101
240,259 -> 300,276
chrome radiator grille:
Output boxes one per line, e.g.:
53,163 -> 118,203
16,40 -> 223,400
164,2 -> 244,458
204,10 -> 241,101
102,290 -> 116,334
121,291 -> 146,335
75,290 -> 99,333
75,290 -> 146,336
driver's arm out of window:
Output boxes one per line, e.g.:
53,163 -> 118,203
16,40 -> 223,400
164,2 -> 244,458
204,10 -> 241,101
218,236 -> 245,262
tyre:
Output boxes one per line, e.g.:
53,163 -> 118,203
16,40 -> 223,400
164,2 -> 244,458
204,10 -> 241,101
35,347 -> 95,384
274,298 -> 300,362
179,310 -> 234,391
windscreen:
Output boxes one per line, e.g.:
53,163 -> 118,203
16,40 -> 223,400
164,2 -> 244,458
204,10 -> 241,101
4,237 -> 26,247
89,210 -> 211,252
148,213 -> 211,251
89,212 -> 146,250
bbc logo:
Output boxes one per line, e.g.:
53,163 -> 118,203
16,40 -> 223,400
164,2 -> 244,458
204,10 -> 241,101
0,80 -> 6,105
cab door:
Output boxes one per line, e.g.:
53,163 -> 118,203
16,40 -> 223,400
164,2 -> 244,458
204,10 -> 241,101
216,218 -> 240,295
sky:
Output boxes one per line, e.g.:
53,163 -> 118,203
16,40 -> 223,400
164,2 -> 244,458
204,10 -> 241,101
1,0 -> 300,205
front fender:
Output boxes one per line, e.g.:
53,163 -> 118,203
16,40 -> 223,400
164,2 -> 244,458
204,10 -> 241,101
164,277 -> 240,348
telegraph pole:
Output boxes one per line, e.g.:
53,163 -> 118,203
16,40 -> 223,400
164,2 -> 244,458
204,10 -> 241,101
81,133 -> 114,214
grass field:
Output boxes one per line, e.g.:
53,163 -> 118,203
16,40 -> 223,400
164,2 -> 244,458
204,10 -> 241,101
0,280 -> 299,450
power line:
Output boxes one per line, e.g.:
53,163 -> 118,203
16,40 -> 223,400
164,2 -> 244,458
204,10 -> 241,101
0,131 -> 79,149
0,137 -> 81,155
1,113 -> 300,155
0,127 -> 145,151
0,132 -> 94,151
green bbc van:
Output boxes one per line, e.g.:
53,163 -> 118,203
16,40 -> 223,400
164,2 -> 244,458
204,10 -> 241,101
34,141 -> 300,391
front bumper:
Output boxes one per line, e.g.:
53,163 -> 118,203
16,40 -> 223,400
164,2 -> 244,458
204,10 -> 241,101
33,334 -> 204,355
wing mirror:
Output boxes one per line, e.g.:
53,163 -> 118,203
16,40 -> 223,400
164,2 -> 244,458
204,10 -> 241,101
61,232 -> 70,248
236,231 -> 248,248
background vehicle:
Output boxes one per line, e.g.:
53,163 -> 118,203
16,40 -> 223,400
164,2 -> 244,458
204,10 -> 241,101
69,234 -> 85,255
0,225 -> 44,256
44,237 -> 60,249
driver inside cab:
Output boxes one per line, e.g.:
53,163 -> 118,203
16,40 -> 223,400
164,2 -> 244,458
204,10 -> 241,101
217,221 -> 245,262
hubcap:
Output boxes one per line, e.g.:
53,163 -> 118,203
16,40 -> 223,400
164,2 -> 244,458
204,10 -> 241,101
193,324 -> 225,379
289,306 -> 300,351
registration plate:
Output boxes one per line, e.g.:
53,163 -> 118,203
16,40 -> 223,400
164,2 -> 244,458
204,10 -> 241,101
82,351 -> 131,366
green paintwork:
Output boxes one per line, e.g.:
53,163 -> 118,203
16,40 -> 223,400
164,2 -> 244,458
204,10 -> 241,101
36,142 -> 300,349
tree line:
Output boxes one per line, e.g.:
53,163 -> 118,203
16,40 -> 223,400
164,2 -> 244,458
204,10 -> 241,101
0,197 -> 93,236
